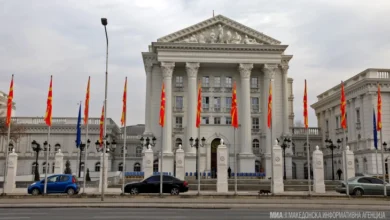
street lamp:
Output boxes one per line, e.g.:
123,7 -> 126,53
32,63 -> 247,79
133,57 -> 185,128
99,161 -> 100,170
278,137 -> 291,180
325,138 -> 340,180
95,139 -> 117,153
31,140 -> 43,181
189,136 -> 205,196
140,136 -> 156,149
8,143 -> 14,153
384,142 -> 389,151
76,139 -> 91,178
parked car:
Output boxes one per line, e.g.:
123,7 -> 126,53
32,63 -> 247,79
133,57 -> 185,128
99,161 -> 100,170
27,174 -> 80,195
335,176 -> 390,196
124,175 -> 189,195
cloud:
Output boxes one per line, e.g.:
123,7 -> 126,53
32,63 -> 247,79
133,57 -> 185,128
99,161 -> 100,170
1,0 -> 390,128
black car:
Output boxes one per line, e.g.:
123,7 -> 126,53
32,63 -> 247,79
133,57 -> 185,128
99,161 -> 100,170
124,175 -> 189,195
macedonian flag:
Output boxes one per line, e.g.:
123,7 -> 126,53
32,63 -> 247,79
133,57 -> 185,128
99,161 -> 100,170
267,80 -> 272,128
121,77 -> 127,126
377,83 -> 382,131
231,81 -> 238,128
159,83 -> 165,127
5,74 -> 14,127
44,76 -> 53,127
84,76 -> 90,125
303,79 -> 308,129
99,105 -> 104,146
196,81 -> 202,128
340,81 -> 347,129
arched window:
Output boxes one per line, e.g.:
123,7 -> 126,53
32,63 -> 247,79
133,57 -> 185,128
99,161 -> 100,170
153,160 -> 159,172
363,157 -> 368,173
80,162 -> 85,173
255,160 -> 260,173
175,138 -> 182,150
42,162 -> 49,174
95,162 -> 101,172
134,163 -> 141,172
252,139 -> 260,154
292,162 -> 297,179
136,146 -> 142,157
32,162 -> 38,175
54,143 -> 61,152
52,163 -> 55,173
118,162 -> 123,171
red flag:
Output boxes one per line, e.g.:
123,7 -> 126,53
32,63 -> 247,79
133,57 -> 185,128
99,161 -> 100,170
99,105 -> 104,146
84,76 -> 90,125
231,81 -> 238,128
44,76 -> 53,126
5,75 -> 14,127
340,81 -> 347,129
196,81 -> 202,128
377,83 -> 382,131
303,79 -> 308,128
159,83 -> 165,127
267,80 -> 272,128
121,77 -> 127,126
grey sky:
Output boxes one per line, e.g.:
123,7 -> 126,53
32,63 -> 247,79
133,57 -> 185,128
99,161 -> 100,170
1,0 -> 390,127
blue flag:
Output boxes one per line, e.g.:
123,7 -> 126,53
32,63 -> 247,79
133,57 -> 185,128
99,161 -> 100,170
373,109 -> 378,149
76,104 -> 82,148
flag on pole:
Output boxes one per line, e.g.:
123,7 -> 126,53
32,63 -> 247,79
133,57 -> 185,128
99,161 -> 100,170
44,76 -> 53,126
231,81 -> 238,128
76,104 -> 82,148
196,81 -> 202,128
377,83 -> 382,131
99,105 -> 104,146
84,76 -> 90,125
121,77 -> 127,126
267,80 -> 272,128
303,79 -> 308,129
5,75 -> 14,127
340,81 -> 347,129
373,109 -> 378,149
159,83 -> 165,127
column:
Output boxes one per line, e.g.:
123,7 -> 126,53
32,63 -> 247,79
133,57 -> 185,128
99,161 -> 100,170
161,62 -> 175,174
54,149 -> 64,174
237,63 -> 255,172
281,63 -> 289,135
186,62 -> 200,154
217,140 -> 228,193
143,145 -> 154,179
143,62 -> 153,135
313,146 -> 325,193
262,64 -> 277,178
175,144 -> 185,180
98,152 -> 108,193
4,149 -> 18,194
272,140 -> 284,194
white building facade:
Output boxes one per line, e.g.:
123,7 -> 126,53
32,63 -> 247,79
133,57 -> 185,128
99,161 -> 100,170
142,15 -> 295,176
312,68 -> 390,179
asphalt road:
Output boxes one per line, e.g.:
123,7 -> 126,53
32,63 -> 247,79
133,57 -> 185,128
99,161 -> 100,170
0,208 -> 388,220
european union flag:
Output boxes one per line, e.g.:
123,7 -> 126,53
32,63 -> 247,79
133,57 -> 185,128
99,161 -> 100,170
76,104 -> 82,148
373,109 -> 378,149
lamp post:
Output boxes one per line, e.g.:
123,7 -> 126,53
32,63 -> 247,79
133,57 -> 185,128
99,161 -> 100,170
95,138 -> 116,201
31,140 -> 43,181
189,136 -> 205,195
278,137 -> 291,180
384,142 -> 389,151
95,139 -> 117,153
140,136 -> 157,149
100,17 -> 108,202
76,139 -> 91,178
325,138 -> 340,181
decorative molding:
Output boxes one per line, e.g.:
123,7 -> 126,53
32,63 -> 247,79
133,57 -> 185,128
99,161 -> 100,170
161,62 -> 175,78
142,53 -> 157,73
263,64 -> 278,79
185,62 -> 200,78
157,15 -> 281,45
238,63 -> 253,79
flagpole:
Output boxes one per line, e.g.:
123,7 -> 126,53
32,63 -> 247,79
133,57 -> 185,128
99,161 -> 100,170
234,127 -> 237,195
270,124 -> 274,195
83,120 -> 89,194
343,130 -> 349,197
197,126 -> 200,196
160,128 -> 163,197
122,124 -> 127,195
2,124 -> 11,195
306,129 -> 311,196
380,129 -> 387,196
43,126 -> 50,195
376,150 -> 379,176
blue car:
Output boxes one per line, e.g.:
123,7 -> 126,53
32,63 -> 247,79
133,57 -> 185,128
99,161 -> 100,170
28,174 -> 80,195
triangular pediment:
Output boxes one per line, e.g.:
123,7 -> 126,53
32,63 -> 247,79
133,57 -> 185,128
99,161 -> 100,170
157,15 -> 281,45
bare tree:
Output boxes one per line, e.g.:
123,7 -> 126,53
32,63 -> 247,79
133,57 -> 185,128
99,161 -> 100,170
0,118 -> 25,143
294,120 -> 304,127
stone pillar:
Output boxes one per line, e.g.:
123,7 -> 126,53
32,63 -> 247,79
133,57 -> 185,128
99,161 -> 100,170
143,62 -> 153,135
54,149 -> 64,174
143,145 -> 154,179
313,146 -> 325,193
263,64 -> 277,178
285,147 -> 293,179
98,152 -> 109,193
184,62 -> 199,173
238,63 -> 255,172
4,149 -> 17,194
272,140 -> 284,194
344,146 -> 355,180
175,144 -> 185,180
281,62 -> 289,135
217,139 -> 228,193
161,62 -> 175,174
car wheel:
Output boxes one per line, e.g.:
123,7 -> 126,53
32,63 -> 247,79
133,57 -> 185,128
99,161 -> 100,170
353,188 -> 363,196
67,188 -> 75,195
170,187 -> 179,195
130,187 -> 139,195
31,188 -> 40,196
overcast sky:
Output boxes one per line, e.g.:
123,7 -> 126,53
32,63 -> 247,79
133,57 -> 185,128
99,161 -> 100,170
1,0 -> 390,127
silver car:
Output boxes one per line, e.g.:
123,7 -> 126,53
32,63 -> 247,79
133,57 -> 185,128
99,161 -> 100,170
336,176 -> 390,196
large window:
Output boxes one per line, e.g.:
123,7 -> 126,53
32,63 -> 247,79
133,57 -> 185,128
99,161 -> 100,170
175,76 -> 183,88
225,77 -> 232,88
335,116 -> 339,129
252,118 -> 260,129
95,162 -> 101,172
225,97 -> 232,111
214,97 -> 221,111
175,117 -> 183,128
136,146 -> 142,157
42,162 -> 49,174
356,109 -> 360,123
214,117 -> 221,125
175,96 -> 183,110
202,76 -> 209,87
118,163 -> 123,172
253,139 -> 260,154
202,117 -> 209,125
134,163 -> 141,172
202,97 -> 209,110
214,76 -> 221,87
251,97 -> 259,112
153,160 -> 159,172
251,77 -> 258,88
225,117 -> 232,125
